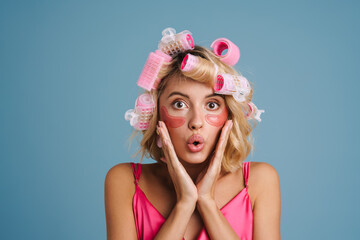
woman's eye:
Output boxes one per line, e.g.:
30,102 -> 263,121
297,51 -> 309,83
207,102 -> 220,110
173,101 -> 186,109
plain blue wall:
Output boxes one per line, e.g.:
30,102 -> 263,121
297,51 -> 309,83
1,0 -> 359,239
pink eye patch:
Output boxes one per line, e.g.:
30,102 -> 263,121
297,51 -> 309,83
160,106 -> 186,128
205,107 -> 228,127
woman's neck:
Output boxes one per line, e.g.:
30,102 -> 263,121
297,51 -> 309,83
155,158 -> 213,191
179,159 -> 210,183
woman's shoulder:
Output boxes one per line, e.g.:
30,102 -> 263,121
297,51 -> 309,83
106,162 -> 134,179
249,161 -> 279,182
104,162 -> 138,197
234,161 -> 278,182
247,161 -> 280,202
105,162 -> 157,187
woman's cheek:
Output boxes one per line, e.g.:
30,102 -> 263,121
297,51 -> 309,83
205,107 -> 228,127
160,106 -> 186,128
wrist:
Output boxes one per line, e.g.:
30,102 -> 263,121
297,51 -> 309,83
175,200 -> 196,214
197,194 -> 215,204
196,196 -> 217,212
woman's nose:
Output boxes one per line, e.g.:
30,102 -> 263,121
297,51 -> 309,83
188,109 -> 204,130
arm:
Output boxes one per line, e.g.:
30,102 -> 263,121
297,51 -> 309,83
197,198 -> 241,240
252,162 -> 281,240
154,201 -> 195,240
195,120 -> 240,239
154,121 -> 198,239
104,163 -> 138,240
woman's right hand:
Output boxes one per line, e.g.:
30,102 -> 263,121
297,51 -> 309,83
157,121 -> 198,206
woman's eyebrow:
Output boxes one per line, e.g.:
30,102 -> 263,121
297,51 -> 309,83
205,93 -> 221,98
167,91 -> 189,99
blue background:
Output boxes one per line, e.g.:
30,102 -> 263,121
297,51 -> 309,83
1,0 -> 359,239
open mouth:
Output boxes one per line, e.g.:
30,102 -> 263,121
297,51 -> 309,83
187,135 -> 204,152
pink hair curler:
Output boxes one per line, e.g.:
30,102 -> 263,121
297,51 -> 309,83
158,28 -> 194,57
210,38 -> 240,66
125,93 -> 155,130
137,50 -> 172,91
246,102 -> 264,122
181,53 -> 199,72
214,74 -> 251,102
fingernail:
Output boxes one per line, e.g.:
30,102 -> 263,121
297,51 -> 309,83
228,121 -> 233,130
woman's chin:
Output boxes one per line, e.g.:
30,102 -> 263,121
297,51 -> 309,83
178,152 -> 211,166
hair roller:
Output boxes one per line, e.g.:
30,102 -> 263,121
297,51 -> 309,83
180,54 -> 218,84
137,50 -> 172,91
181,53 -> 199,72
210,38 -> 240,66
246,102 -> 265,122
215,74 -> 251,103
158,28 -> 194,57
125,93 -> 155,130
214,74 -> 237,94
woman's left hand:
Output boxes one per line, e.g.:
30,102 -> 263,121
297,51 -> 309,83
195,120 -> 233,202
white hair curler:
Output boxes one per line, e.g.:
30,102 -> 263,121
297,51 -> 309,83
246,102 -> 265,122
214,74 -> 251,103
158,28 -> 194,57
125,93 -> 155,130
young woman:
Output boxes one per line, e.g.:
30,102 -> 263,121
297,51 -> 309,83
105,28 -> 281,240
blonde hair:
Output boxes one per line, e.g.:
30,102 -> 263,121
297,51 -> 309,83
131,46 -> 256,173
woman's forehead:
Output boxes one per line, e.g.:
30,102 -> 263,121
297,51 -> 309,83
163,76 -> 214,95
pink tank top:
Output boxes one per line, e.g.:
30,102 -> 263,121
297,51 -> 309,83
131,162 -> 253,240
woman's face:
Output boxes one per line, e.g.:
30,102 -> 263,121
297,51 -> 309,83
158,77 -> 229,164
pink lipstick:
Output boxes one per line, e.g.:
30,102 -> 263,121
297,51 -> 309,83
187,134 -> 204,152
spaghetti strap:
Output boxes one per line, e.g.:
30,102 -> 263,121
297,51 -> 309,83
130,162 -> 141,186
243,162 -> 250,188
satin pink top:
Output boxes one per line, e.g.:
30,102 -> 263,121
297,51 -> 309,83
131,162 -> 253,240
